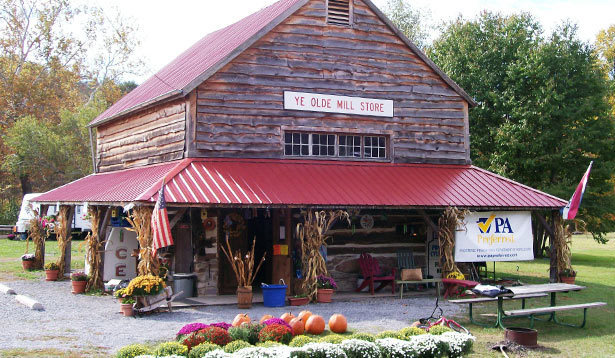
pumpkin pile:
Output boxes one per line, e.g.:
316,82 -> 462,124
232,312 -> 348,336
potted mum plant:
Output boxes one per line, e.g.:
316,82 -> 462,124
288,293 -> 309,306
316,275 -> 337,303
560,268 -> 576,284
21,254 -> 36,271
44,262 -> 60,281
70,271 -> 89,294
115,288 -> 135,317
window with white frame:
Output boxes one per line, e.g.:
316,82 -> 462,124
284,132 -> 387,159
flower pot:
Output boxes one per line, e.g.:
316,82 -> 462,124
120,303 -> 134,317
71,280 -> 87,294
237,286 -> 253,309
560,275 -> 575,284
316,288 -> 334,303
289,297 -> 309,306
22,260 -> 34,271
45,269 -> 59,281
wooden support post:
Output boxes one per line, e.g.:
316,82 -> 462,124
535,212 -> 557,283
63,206 -> 75,275
169,208 -> 188,230
418,209 -> 439,233
39,204 -> 49,267
98,206 -> 112,281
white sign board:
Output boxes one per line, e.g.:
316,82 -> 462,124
284,91 -> 394,117
455,211 -> 534,262
103,227 -> 138,281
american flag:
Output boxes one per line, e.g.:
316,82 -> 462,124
151,181 -> 173,256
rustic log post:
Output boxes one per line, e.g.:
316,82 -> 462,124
56,205 -> 74,276
535,212 -> 557,283
98,206 -> 112,282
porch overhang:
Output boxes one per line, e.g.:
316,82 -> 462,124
33,158 -> 567,209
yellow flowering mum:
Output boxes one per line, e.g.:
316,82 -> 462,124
122,274 -> 166,296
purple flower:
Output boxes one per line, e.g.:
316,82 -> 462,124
177,323 -> 209,336
209,322 -> 232,331
262,318 -> 292,330
317,275 -> 337,289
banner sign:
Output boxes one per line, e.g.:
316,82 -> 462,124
284,91 -> 394,117
455,211 -> 534,262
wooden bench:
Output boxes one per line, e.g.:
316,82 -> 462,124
504,301 -> 607,328
450,293 -> 548,327
396,278 -> 442,299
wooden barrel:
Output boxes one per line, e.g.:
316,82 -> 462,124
237,286 -> 253,309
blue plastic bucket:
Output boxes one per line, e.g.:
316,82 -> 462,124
262,281 -> 287,307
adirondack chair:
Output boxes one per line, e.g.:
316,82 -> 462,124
356,253 -> 396,295
397,251 -> 418,291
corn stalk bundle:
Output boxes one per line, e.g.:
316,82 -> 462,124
438,206 -> 468,278
296,209 -> 350,301
85,206 -> 105,291
220,236 -> 265,288
55,206 -> 72,275
25,209 -> 46,269
126,206 -> 159,276
553,214 -> 573,274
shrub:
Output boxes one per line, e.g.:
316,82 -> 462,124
188,342 -> 220,358
296,342 -> 347,358
399,326 -> 427,339
223,340 -> 252,353
289,335 -> 316,347
255,341 -> 283,348
116,343 -> 151,358
427,325 -> 452,335
182,332 -> 208,351
340,339 -> 381,358
198,326 -> 232,346
376,331 -> 403,340
258,323 -> 292,344
153,341 -> 188,357
318,334 -> 346,344
348,332 -> 376,342
177,323 -> 210,337
228,323 -> 264,344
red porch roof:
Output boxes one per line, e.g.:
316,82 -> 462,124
34,159 -> 566,209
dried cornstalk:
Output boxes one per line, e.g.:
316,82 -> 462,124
438,207 -> 469,278
55,206 -> 72,275
85,207 -> 105,291
553,214 -> 573,274
126,206 -> 159,276
296,209 -> 350,301
25,208 -> 46,269
220,236 -> 265,288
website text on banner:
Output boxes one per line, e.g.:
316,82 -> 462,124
454,211 -> 534,262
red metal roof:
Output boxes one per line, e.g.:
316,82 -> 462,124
90,0 -> 306,126
34,159 -> 566,209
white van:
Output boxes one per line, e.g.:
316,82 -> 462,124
14,194 -> 91,239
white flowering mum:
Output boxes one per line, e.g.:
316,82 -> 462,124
134,356 -> 185,358
299,342 -> 348,358
232,345 -> 294,358
203,350 -> 232,358
409,334 -> 447,358
439,332 -> 475,358
376,337 -> 416,358
339,339 -> 380,358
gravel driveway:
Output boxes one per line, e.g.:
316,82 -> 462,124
1,279 -> 462,356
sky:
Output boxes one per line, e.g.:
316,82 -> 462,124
88,0 -> 615,83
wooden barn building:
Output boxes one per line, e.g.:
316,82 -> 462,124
35,0 -> 566,297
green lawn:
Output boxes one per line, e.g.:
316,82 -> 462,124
0,238 -> 85,281
465,234 -> 615,357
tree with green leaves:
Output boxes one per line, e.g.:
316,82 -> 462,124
383,0 -> 432,49
429,13 -> 615,244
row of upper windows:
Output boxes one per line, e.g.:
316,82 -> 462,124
284,132 -> 387,159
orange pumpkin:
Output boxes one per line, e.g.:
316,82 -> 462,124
305,315 -> 325,335
259,314 -> 274,324
232,313 -> 251,327
280,312 -> 295,324
328,314 -> 347,333
297,310 -> 312,324
289,317 -> 305,335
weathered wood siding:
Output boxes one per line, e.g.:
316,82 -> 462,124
194,0 -> 469,164
96,100 -> 186,172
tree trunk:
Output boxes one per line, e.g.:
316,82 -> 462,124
19,174 -> 33,196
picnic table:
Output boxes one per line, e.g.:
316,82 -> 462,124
451,283 -> 606,329
441,278 -> 479,299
